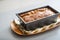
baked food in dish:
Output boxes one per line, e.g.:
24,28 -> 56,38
20,8 -> 55,22
16,6 -> 59,31
11,6 -> 60,35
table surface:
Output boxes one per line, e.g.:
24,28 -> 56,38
0,0 -> 60,40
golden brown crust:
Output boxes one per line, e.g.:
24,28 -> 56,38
20,8 -> 55,23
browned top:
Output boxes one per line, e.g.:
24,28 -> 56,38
20,8 -> 55,23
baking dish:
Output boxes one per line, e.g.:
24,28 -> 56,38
16,6 -> 59,31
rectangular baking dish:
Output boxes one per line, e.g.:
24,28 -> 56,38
16,5 -> 59,31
